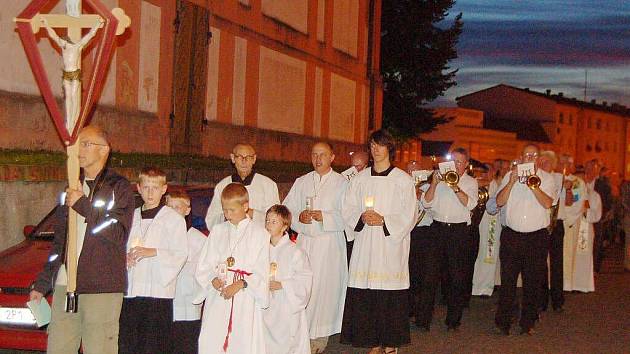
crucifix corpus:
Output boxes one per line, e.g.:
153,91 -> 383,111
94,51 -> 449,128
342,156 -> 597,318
14,0 -> 130,312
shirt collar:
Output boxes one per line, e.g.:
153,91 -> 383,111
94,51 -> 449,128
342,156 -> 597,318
231,171 -> 256,186
229,216 -> 251,230
371,165 -> 394,176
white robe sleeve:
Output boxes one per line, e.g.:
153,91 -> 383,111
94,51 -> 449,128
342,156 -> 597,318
244,236 -> 271,309
585,191 -> 602,224
253,178 -> 280,222
341,178 -> 363,240
382,178 -> 417,243
279,248 -> 312,314
156,214 -> 188,287
461,177 -> 479,210
321,180 -> 347,233
205,179 -> 228,231
283,177 -> 308,235
193,231 -> 219,304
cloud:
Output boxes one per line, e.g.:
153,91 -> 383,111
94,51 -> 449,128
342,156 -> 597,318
436,1 -> 630,106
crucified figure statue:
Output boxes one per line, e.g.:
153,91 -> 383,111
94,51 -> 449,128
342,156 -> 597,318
41,17 -> 103,131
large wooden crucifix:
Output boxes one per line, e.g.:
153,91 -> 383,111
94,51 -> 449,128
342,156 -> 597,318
15,0 -> 130,312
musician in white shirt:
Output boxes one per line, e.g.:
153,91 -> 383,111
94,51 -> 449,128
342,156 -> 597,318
495,144 -> 555,336
421,148 -> 478,331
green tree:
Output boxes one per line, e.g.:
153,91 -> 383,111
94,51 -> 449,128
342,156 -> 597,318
380,0 -> 463,141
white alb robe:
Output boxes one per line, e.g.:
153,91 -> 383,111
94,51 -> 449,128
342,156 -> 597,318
194,218 -> 270,354
561,175 -> 588,290
283,169 -> 348,338
472,179 -> 502,296
342,167 -> 417,290
126,206 -> 188,298
568,189 -> 601,292
205,173 -> 280,230
263,236 -> 312,354
173,227 -> 207,321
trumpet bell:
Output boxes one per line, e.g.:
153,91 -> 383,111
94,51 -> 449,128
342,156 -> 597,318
443,170 -> 459,186
478,186 -> 489,206
527,175 -> 541,189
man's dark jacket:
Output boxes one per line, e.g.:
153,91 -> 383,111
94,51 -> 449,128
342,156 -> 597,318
33,167 -> 135,295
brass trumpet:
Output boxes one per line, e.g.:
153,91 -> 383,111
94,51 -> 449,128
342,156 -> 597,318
526,174 -> 541,189
442,170 -> 460,186
478,186 -> 489,206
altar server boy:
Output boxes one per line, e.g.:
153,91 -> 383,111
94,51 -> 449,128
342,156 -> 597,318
263,205 -> 312,354
167,191 -> 207,354
119,168 -> 188,354
194,183 -> 270,353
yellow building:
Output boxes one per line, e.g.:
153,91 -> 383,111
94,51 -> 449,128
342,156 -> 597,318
457,84 -> 629,181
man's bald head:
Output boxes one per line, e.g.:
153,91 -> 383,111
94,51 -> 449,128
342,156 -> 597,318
232,143 -> 255,155
79,125 -> 110,147
351,151 -> 369,172
311,141 -> 335,175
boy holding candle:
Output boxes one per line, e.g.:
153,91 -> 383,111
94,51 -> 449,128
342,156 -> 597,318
119,168 -> 188,354
262,204 -> 313,354
194,183 -> 270,353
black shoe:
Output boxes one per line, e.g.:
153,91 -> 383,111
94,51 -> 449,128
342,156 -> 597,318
494,326 -> 510,336
520,327 -> 535,336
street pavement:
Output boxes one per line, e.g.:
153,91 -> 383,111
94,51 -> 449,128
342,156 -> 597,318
327,272 -> 630,354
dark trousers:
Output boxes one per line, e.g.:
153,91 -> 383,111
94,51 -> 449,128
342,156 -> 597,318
409,225 -> 434,321
416,221 -> 469,328
496,228 -> 547,331
119,297 -> 173,354
172,320 -> 201,354
593,222 -> 605,272
541,222 -> 565,310
463,222 -> 480,307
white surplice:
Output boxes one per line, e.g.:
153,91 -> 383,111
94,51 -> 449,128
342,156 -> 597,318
472,179 -> 503,296
263,235 -> 312,354
126,206 -> 188,298
342,167 -> 417,290
561,175 -> 588,290
173,227 -> 207,321
194,218 -> 270,354
569,189 -> 601,293
205,173 -> 280,230
283,169 -> 348,338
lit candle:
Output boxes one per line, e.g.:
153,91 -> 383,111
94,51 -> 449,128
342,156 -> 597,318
364,196 -> 375,210
131,237 -> 142,248
305,196 -> 314,211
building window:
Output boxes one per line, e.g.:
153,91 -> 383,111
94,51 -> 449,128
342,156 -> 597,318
606,122 -> 610,131
587,117 -> 592,129
569,114 -> 573,125
586,144 -> 593,152
595,142 -> 602,153
559,112 -> 564,124
557,127 -> 561,134
596,119 -> 602,130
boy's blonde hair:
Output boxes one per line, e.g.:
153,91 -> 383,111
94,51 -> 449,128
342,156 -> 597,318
221,182 -> 249,205
266,204 -> 292,229
166,190 -> 191,206
139,167 -> 167,185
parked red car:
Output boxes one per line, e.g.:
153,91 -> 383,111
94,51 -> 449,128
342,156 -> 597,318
0,208 -> 56,351
0,185 -> 212,351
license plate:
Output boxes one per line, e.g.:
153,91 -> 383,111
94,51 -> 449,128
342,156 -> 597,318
0,307 -> 37,326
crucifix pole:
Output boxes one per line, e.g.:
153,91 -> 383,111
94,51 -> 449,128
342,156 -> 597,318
65,0 -> 82,313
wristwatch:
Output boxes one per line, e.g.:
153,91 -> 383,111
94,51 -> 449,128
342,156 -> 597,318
241,280 -> 248,289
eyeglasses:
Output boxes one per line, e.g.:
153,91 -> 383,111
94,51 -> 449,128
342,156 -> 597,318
79,141 -> 108,148
233,154 -> 255,161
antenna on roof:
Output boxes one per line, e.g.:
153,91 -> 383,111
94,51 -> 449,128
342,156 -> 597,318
584,69 -> 588,102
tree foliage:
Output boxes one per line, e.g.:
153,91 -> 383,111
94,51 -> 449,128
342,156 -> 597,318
380,0 -> 463,141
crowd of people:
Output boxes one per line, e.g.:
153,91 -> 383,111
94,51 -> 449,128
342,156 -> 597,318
27,125 -> 626,354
